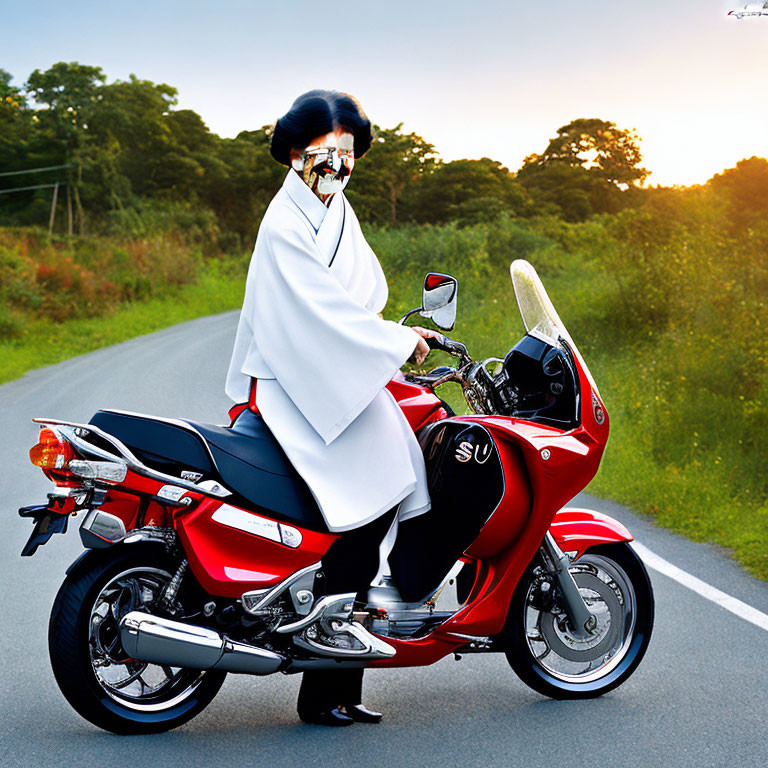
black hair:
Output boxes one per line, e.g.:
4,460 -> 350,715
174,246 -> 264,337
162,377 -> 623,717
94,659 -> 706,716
270,90 -> 372,166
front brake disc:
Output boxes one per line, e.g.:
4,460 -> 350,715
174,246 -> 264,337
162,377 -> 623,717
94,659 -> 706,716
539,572 -> 622,663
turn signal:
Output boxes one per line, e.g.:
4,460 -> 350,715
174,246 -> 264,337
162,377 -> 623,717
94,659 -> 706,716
29,428 -> 75,470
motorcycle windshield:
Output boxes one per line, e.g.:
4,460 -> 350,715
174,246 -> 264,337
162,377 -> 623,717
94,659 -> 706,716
510,259 -> 601,398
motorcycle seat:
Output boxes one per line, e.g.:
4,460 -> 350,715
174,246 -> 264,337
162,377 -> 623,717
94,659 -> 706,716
88,409 -> 328,532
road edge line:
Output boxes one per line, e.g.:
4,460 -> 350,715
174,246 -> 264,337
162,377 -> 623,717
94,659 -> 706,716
631,541 -> 768,632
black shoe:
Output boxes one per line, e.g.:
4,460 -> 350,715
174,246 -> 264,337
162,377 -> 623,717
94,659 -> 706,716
298,706 -> 354,727
342,704 -> 383,724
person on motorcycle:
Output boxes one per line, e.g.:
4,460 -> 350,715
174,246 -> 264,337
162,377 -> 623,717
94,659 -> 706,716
225,90 -> 437,726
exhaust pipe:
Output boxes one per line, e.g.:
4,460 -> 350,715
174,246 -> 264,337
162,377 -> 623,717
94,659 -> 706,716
119,611 -> 284,675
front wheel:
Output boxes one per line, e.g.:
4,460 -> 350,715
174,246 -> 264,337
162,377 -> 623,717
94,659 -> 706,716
49,545 -> 226,734
504,542 -> 653,699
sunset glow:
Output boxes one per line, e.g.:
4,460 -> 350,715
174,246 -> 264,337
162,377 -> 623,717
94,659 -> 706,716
2,0 -> 767,187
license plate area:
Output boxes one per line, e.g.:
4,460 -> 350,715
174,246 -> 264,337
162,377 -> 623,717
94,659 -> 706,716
18,488 -> 90,556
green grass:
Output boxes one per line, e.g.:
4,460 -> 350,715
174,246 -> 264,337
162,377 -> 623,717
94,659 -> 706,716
586,350 -> 768,579
0,260 -> 244,385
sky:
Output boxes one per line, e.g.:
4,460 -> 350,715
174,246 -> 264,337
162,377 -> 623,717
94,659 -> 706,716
1,0 -> 767,186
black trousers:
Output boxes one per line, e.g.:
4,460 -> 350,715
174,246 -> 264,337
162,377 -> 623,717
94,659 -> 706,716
297,507 -> 397,715
313,507 -> 397,599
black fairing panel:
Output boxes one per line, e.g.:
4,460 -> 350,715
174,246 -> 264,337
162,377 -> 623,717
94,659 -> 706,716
87,409 -> 327,531
389,419 -> 504,603
492,333 -> 580,428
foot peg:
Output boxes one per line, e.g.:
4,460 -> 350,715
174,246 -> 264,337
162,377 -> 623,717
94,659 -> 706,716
294,618 -> 396,659
277,592 -> 395,660
276,593 -> 356,635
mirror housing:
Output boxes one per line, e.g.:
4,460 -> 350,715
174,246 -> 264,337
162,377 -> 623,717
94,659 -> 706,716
420,273 -> 458,331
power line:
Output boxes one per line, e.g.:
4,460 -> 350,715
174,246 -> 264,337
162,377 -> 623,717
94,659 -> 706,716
0,182 -> 59,195
0,164 -> 72,178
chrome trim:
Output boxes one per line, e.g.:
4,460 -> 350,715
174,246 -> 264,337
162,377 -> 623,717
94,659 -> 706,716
32,418 -> 232,500
79,516 -> 175,549
47,486 -> 86,498
79,509 -> 127,548
444,633 -> 491,643
464,363 -> 496,415
119,611 -> 284,675
479,356 -> 504,376
275,593 -> 356,634
279,524 -> 303,549
241,562 -> 321,616
240,589 -> 270,613
210,506 -> 301,550
397,307 -> 422,325
122,526 -> 176,546
212,504 -> 281,543
194,479 -> 228,495
294,620 -> 396,659
407,367 -> 463,388
542,531 -> 595,638
157,485 -> 188,502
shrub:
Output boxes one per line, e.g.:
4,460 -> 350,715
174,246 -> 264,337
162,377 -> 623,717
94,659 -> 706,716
0,226 -> 204,324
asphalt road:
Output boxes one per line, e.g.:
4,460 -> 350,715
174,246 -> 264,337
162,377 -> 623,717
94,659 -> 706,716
2,312 -> 767,768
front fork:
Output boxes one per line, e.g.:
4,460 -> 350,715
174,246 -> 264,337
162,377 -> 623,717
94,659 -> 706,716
541,532 -> 597,637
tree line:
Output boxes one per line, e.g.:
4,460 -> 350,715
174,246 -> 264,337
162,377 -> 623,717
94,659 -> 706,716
2,62 -> 767,248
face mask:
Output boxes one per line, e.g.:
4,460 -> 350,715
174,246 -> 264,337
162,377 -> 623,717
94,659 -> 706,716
292,133 -> 355,199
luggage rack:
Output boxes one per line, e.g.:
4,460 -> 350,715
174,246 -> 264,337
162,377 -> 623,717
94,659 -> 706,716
32,417 -> 233,499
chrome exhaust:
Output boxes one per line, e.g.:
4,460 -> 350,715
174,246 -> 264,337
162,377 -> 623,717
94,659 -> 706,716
119,611 -> 284,675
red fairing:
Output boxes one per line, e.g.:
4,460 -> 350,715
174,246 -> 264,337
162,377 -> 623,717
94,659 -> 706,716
175,499 -> 337,599
423,424 -> 600,638
425,362 -> 610,642
474,417 -> 606,520
371,634 -> 465,668
549,507 -> 633,559
464,435 -> 531,559
386,375 -> 445,431
97,474 -> 176,531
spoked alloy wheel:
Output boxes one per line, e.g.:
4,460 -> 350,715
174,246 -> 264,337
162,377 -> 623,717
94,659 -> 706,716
49,546 -> 226,734
88,566 -> 208,711
504,542 -> 653,699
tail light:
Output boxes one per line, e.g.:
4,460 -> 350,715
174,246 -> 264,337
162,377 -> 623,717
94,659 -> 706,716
29,428 -> 127,484
29,428 -> 76,470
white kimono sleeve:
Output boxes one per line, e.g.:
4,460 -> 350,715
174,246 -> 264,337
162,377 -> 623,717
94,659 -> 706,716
247,214 -> 420,446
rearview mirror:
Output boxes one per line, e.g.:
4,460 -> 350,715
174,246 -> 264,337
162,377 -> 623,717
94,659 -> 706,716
420,273 -> 458,331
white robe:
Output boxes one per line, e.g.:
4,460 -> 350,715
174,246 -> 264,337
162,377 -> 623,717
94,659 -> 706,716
225,170 -> 431,532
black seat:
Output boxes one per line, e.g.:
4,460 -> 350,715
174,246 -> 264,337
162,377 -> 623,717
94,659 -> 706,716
88,409 -> 327,531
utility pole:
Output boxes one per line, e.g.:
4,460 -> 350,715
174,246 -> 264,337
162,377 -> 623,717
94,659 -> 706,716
48,181 -> 60,235
0,165 -> 72,234
66,182 -> 73,236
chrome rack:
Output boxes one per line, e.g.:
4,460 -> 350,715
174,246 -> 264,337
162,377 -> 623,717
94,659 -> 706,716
32,418 -> 232,500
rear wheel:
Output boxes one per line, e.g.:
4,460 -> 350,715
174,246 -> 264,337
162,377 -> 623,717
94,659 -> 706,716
504,542 -> 653,699
49,545 -> 226,734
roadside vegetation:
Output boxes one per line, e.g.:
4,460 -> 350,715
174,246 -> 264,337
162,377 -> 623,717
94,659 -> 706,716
1,62 -> 766,578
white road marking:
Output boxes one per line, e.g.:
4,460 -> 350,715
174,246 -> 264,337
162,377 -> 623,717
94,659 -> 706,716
632,541 -> 768,633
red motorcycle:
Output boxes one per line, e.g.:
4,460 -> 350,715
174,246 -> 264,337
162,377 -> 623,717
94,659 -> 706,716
19,259 -> 653,734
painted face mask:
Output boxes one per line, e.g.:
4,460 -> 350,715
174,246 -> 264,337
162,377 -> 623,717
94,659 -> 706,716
292,132 -> 355,199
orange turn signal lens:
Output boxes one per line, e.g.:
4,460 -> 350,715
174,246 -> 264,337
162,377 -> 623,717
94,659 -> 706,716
29,428 -> 75,470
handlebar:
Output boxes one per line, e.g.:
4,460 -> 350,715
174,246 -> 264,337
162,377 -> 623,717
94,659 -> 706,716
409,336 -> 496,414
425,333 -> 470,362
